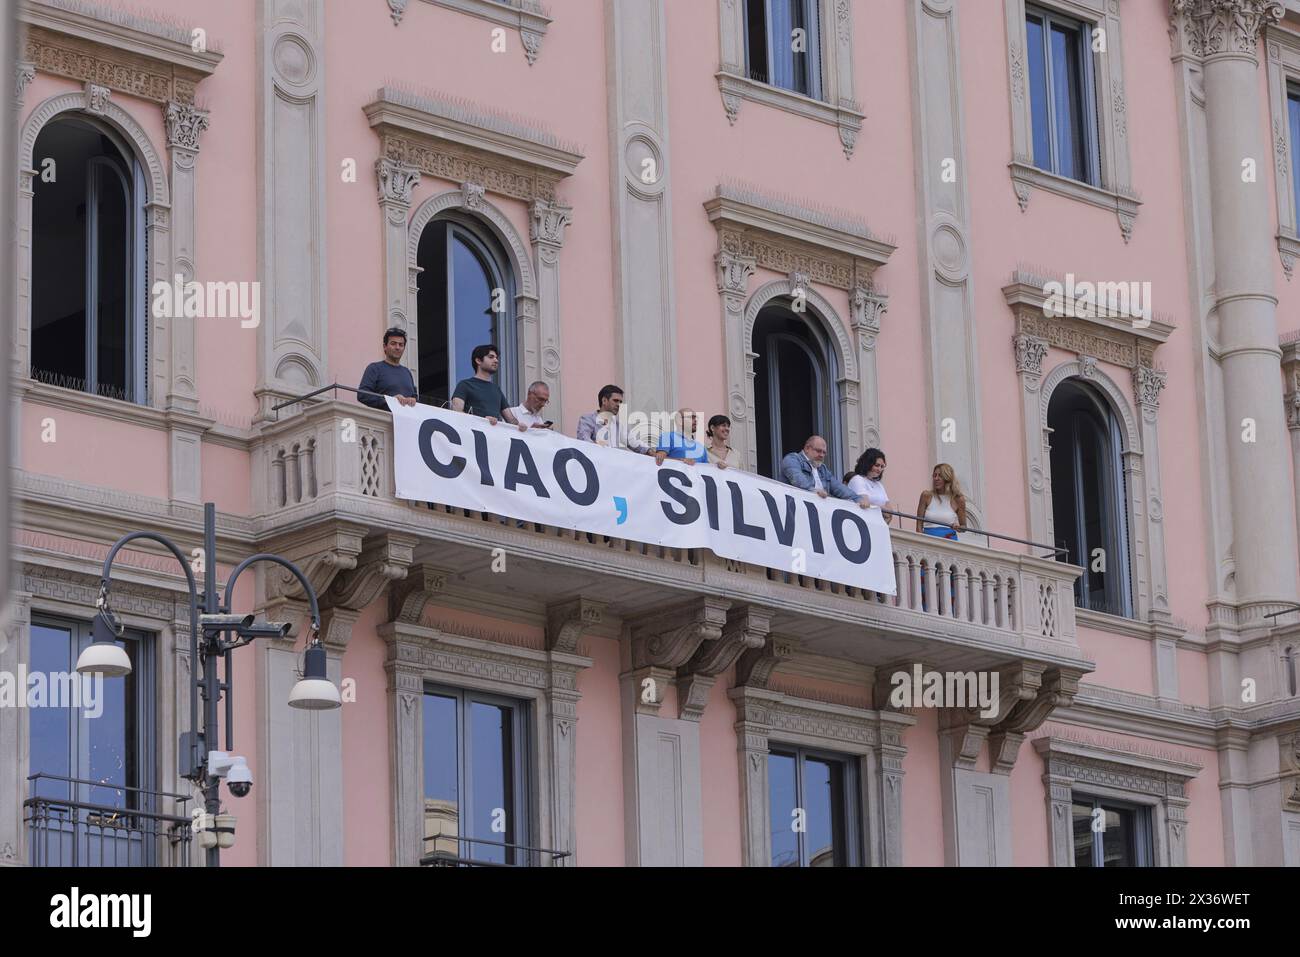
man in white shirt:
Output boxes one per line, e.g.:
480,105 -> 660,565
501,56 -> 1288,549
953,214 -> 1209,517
508,381 -> 553,431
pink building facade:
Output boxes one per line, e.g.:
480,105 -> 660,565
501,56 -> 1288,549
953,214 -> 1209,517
3,0 -> 1300,866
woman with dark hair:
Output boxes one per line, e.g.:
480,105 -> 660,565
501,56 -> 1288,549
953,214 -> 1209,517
704,414 -> 739,469
846,447 -> 890,513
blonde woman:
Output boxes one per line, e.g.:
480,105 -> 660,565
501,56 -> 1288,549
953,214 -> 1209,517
916,463 -> 967,540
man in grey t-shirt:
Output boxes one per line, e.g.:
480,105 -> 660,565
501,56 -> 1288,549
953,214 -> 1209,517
357,327 -> 418,409
450,344 -> 520,427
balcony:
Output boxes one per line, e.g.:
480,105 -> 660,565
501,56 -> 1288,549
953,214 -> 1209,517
252,400 -> 1089,676
24,774 -> 192,867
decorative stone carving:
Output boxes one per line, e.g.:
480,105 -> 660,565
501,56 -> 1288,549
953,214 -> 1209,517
14,62 -> 34,107
630,597 -> 730,670
83,81 -> 110,115
1170,0 -> 1284,61
388,0 -> 408,25
546,597 -> 606,654
461,179 -> 486,211
376,157 -> 421,206
387,563 -> 448,624
1078,354 -> 1098,380
380,130 -> 562,203
715,249 -> 756,296
164,100 -> 209,152
734,634 -> 796,690
319,533 -> 417,648
521,28 -> 543,65
1133,364 -> 1167,410
1013,333 -> 1049,376
530,198 -> 572,247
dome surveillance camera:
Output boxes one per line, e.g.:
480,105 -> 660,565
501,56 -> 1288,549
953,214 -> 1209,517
226,755 -> 253,798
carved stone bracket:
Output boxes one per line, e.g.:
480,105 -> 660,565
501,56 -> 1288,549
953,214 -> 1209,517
734,634 -> 797,690
987,668 -> 1081,773
14,62 -> 35,108
630,596 -> 730,671
83,81 -> 110,115
676,605 -> 772,721
546,596 -> 606,654
386,562 -> 449,625
323,533 -> 417,608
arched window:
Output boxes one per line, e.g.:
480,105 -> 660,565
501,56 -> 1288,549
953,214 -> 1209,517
31,117 -> 146,403
415,215 -> 516,407
753,301 -> 838,479
1048,379 -> 1132,617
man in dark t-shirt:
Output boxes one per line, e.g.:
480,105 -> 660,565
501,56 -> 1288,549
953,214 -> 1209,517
357,327 -> 418,410
451,344 -> 519,426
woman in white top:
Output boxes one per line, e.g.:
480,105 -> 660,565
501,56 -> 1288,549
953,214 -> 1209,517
916,463 -> 967,540
845,448 -> 891,512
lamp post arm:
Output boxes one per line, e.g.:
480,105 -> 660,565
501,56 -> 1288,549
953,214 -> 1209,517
222,554 -> 322,636
98,530 -> 202,773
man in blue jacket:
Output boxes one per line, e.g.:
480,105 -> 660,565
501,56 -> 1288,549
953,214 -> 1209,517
781,435 -> 871,507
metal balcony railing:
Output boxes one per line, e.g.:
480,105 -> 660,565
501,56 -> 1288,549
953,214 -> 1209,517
24,773 -> 193,867
420,834 -> 570,867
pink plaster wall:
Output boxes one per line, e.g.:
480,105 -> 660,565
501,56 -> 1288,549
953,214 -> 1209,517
901,708 -> 945,866
700,667 -> 741,866
343,600 -> 392,867
1077,625 -> 1155,695
21,401 -> 168,498
576,635 -> 625,866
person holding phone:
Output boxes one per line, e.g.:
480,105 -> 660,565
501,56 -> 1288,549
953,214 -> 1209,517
508,380 -> 553,431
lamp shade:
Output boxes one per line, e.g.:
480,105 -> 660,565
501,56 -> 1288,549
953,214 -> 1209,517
75,614 -> 132,677
288,643 -> 341,710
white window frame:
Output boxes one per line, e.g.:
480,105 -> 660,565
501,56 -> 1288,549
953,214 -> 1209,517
1004,0 -> 1140,241
1263,26 -> 1300,278
717,0 -> 864,157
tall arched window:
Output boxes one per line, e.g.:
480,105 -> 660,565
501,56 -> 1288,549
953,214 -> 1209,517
753,301 -> 838,480
415,215 -> 516,406
31,117 -> 146,403
1048,379 -> 1132,617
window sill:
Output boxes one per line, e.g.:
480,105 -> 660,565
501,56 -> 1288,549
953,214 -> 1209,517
715,69 -> 864,158
1008,160 -> 1141,243
1075,607 -> 1150,639
17,377 -> 220,438
1278,232 -> 1300,281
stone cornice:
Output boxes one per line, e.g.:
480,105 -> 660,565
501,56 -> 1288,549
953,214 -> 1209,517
1003,269 -> 1173,371
1032,730 -> 1203,785
19,0 -> 223,105
365,85 -> 583,203
704,182 -> 896,291
412,0 -> 551,65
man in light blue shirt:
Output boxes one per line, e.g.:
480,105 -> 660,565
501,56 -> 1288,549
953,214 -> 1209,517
780,435 -> 869,506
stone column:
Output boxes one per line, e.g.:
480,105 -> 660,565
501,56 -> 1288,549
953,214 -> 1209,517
851,279 -> 888,451
382,628 -> 425,866
375,158 -> 420,374
606,0 -> 677,417
1172,0 -> 1298,614
530,199 -> 572,428
1014,334 -> 1052,543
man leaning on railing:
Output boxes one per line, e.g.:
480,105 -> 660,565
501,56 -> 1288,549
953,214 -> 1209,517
357,326 -> 418,409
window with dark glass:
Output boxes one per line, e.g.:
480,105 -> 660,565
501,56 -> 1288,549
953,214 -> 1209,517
753,302 -> 838,480
27,616 -> 156,866
1287,85 -> 1300,224
1025,6 -> 1100,186
1071,796 -> 1153,867
415,215 -> 516,407
1048,379 -> 1133,617
768,746 -> 859,867
30,117 -> 146,403
423,686 -> 531,865
744,0 -> 823,98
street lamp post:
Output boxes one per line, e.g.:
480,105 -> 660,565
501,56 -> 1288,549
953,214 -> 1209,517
77,503 -> 338,867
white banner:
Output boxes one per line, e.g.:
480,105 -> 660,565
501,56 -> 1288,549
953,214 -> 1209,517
388,400 -> 896,594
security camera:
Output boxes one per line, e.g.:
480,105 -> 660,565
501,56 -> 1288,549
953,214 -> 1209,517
207,751 -> 254,798
226,756 -> 253,798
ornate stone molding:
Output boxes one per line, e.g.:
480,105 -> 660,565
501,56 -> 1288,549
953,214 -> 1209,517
317,533 -> 417,650
1170,0 -> 1283,62
715,248 -> 757,296
734,634 -> 797,690
387,562 -> 448,624
375,156 -> 421,206
365,86 -> 582,204
1013,333 -> 1049,377
18,1 -> 222,106
164,99 -> 208,152
676,605 -> 772,721
1034,733 -> 1200,866
529,197 -> 571,248
1133,363 -> 1168,411
82,80 -> 109,114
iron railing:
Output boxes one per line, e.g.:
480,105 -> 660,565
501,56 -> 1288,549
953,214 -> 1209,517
24,773 -> 192,867
420,834 -> 570,867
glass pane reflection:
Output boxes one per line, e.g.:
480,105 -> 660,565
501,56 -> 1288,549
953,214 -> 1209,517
768,752 -> 798,867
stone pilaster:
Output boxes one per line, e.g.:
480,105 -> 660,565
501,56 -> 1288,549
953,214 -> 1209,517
606,0 -> 677,417
529,198 -> 571,428
851,279 -> 888,450
1133,365 -> 1172,620
1014,333 -> 1052,546
716,247 -> 757,467
376,157 -> 421,354
0,593 -> 32,866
